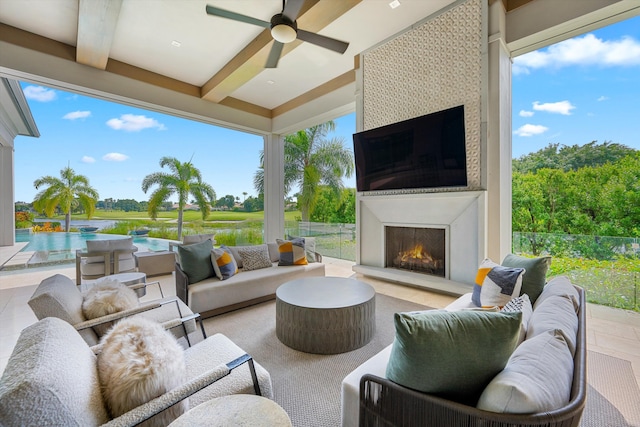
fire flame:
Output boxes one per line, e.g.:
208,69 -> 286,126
398,244 -> 434,262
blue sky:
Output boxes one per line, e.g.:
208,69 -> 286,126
14,15 -> 639,203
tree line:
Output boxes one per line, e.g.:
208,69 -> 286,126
512,141 -> 639,255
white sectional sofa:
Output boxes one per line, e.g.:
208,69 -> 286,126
341,276 -> 586,427
175,242 -> 325,318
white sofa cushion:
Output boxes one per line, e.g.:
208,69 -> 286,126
477,329 -> 573,414
187,262 -> 325,315
86,237 -> 134,263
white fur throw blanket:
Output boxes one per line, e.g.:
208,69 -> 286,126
82,279 -> 139,335
97,317 -> 188,426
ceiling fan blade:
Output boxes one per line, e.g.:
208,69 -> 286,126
205,5 -> 270,28
282,0 -> 305,21
265,41 -> 285,68
297,29 -> 349,54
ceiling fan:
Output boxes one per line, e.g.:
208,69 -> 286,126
205,0 -> 350,68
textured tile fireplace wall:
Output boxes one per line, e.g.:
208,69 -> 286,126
353,0 -> 486,296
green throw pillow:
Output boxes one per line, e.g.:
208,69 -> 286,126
502,254 -> 551,305
386,310 -> 521,406
177,239 -> 214,284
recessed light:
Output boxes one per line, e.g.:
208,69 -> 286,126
389,0 -> 401,9
171,40 -> 181,47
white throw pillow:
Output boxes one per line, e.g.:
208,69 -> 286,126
472,258 -> 524,308
97,317 -> 188,426
477,329 -> 573,414
501,294 -> 533,345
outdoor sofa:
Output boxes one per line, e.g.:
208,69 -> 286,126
342,275 -> 586,427
175,240 -> 325,318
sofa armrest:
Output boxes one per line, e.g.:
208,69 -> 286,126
175,262 -> 190,305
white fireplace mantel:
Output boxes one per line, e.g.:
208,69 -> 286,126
354,190 -> 486,295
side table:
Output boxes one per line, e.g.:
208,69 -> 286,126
167,394 -> 292,427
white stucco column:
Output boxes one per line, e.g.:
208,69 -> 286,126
486,1 -> 512,261
263,133 -> 285,242
0,144 -> 15,246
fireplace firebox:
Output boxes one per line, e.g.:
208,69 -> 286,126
385,226 -> 446,278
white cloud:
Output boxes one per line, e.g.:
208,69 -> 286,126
63,110 -> 91,120
106,114 -> 167,132
597,96 -> 609,101
514,33 -> 640,74
533,100 -> 576,115
514,124 -> 549,137
81,156 -> 95,163
23,85 -> 57,102
102,152 -> 129,162
519,110 -> 534,117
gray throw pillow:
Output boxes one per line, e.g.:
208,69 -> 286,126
502,254 -> 551,305
238,246 -> 273,271
177,239 -> 214,284
386,310 -> 521,405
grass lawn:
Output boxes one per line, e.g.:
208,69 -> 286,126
63,210 -> 301,222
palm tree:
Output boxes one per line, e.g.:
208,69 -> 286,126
33,166 -> 99,232
254,121 -> 354,221
142,156 -> 216,240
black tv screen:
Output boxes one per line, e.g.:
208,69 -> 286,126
353,105 -> 467,192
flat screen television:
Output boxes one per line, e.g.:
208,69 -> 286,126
353,105 -> 467,192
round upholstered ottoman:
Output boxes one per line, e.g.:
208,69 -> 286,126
276,277 -> 376,354
168,394 -> 291,427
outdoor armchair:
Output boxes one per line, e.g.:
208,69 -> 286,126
0,317 -> 273,427
28,273 -> 203,347
76,236 -> 138,284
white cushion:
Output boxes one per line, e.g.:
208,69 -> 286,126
184,333 -> 274,407
501,294 -> 533,345
534,276 -> 580,312
477,329 -> 573,414
28,274 -> 99,345
86,237 -> 134,263
341,345 -> 393,427
0,318 -> 109,426
472,258 -> 524,308
527,293 -> 579,356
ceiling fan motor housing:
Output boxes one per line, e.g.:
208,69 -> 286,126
270,13 -> 297,43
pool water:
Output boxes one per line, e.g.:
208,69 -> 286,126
16,232 -> 172,267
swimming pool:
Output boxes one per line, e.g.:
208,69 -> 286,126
16,232 -> 172,267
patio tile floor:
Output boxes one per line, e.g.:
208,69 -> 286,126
1,257 -> 639,389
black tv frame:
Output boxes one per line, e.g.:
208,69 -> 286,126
353,105 -> 467,192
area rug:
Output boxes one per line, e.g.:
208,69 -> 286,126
202,293 -> 429,427
581,351 -> 640,427
202,297 -> 640,427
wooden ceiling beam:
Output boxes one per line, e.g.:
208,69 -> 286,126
76,0 -> 122,69
201,0 -> 361,103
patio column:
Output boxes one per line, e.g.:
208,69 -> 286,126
0,144 -> 15,246
263,133 -> 285,242
486,0 -> 512,261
